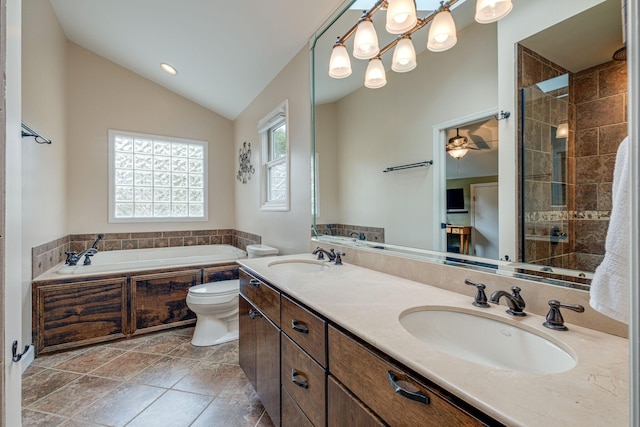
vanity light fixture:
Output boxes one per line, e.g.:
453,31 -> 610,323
329,42 -> 353,78
386,0 -> 418,34
474,0 -> 513,24
328,0 -> 514,88
392,36 -> 417,72
427,5 -> 457,52
365,58 -> 387,88
353,17 -> 380,59
160,63 -> 178,75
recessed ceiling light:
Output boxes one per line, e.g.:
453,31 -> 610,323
160,63 -> 178,75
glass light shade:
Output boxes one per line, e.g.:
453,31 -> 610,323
353,18 -> 380,59
427,9 -> 457,52
386,0 -> 418,34
329,44 -> 352,79
448,148 -> 468,159
364,58 -> 387,89
475,0 -> 513,24
392,37 -> 417,72
556,122 -> 569,138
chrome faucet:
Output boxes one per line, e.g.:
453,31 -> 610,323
312,246 -> 336,261
65,233 -> 104,266
489,286 -> 526,316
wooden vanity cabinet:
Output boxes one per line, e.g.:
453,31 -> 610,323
239,270 -> 281,426
239,267 -> 497,427
328,375 -> 385,427
328,325 -> 486,427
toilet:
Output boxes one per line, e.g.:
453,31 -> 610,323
186,244 -> 279,346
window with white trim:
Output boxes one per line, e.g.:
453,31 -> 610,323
108,130 -> 208,222
259,100 -> 290,211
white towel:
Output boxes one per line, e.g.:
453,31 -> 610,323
589,136 -> 630,324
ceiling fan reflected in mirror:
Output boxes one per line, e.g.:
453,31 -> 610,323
446,121 -> 498,159
446,128 -> 470,159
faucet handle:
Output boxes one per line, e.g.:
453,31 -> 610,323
543,300 -> 585,331
313,247 -> 325,260
464,279 -> 489,308
334,251 -> 345,265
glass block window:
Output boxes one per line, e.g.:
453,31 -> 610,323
259,100 -> 290,211
108,130 -> 208,222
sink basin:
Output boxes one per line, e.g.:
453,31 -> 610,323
267,259 -> 330,273
399,308 -> 576,374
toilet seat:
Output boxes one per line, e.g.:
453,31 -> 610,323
188,279 -> 239,297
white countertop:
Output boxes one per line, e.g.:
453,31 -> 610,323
238,254 -> 629,427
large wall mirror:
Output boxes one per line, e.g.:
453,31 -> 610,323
311,0 -> 626,289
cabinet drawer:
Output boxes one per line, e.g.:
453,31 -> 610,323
328,326 -> 484,427
282,386 -> 314,427
239,269 -> 280,326
281,334 -> 326,427
328,375 -> 385,427
281,295 -> 326,367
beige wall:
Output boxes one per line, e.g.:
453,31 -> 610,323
21,0 -> 68,347
316,22 -> 498,249
314,102 -> 339,225
234,46 -> 313,255
65,43 -> 235,234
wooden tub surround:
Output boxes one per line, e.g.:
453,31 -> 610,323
32,262 -> 238,355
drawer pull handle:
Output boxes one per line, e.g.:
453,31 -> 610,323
249,279 -> 261,288
387,371 -> 430,405
291,369 -> 309,389
248,309 -> 262,319
291,319 -> 309,334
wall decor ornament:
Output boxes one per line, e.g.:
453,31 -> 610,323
237,141 -> 255,184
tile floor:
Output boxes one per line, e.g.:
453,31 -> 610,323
22,327 -> 274,427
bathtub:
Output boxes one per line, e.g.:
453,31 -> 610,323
53,244 -> 247,277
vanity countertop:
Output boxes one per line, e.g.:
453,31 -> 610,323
238,254 -> 629,427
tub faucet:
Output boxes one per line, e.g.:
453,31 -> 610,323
65,234 -> 103,266
65,248 -> 98,266
91,233 -> 105,249
312,246 -> 336,261
489,286 -> 526,316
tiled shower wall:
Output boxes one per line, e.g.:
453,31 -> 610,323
518,45 -> 574,268
573,60 -> 627,271
32,229 -> 261,279
518,44 -> 628,272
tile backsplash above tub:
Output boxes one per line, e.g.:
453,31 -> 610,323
32,229 -> 261,279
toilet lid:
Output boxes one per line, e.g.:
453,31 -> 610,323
189,279 -> 239,296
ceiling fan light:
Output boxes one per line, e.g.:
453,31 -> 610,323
427,9 -> 457,52
386,0 -> 418,34
475,0 -> 513,24
392,37 -> 417,72
329,43 -> 352,79
364,58 -> 387,89
448,147 -> 468,159
353,18 -> 380,59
